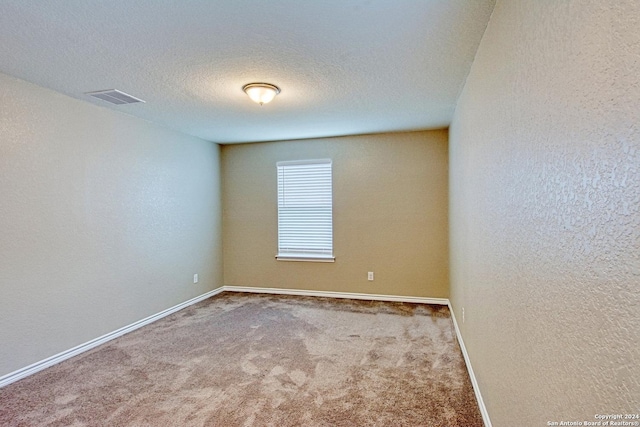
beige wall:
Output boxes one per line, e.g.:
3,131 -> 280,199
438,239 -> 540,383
450,1 -> 640,425
0,73 -> 223,377
222,131 -> 449,298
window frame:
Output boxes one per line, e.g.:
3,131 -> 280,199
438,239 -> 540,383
275,159 -> 335,263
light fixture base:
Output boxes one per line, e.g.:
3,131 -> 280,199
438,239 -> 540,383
243,83 -> 281,105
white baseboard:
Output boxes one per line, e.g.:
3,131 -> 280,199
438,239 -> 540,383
448,302 -> 492,427
0,287 -> 224,389
223,285 -> 449,305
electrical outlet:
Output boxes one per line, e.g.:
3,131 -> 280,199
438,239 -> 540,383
462,307 -> 465,323
193,274 -> 199,284
367,272 -> 374,281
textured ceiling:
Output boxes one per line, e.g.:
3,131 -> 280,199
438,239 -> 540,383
0,1 -> 495,144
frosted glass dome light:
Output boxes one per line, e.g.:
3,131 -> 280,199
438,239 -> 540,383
242,83 -> 281,105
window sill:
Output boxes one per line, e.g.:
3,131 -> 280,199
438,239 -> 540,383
276,254 -> 335,263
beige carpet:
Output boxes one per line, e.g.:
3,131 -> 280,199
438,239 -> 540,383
0,292 -> 483,426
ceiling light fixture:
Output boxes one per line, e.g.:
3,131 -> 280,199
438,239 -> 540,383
242,83 -> 280,105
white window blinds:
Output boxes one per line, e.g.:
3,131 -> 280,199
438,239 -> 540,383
277,159 -> 334,261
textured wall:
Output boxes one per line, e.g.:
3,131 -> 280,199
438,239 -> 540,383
450,1 -> 640,425
0,73 -> 223,377
222,131 -> 449,298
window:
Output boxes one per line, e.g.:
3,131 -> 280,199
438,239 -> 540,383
276,159 -> 334,262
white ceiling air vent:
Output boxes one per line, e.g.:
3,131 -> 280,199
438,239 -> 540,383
85,89 -> 145,105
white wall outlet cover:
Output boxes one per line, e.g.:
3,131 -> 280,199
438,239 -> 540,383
193,274 -> 199,284
367,272 -> 374,281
